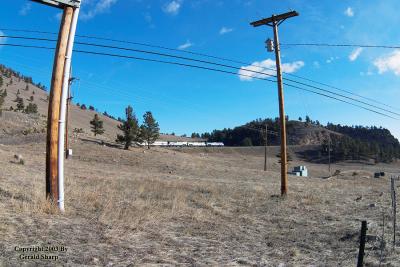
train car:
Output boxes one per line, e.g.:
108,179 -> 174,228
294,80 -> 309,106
206,142 -> 225,147
187,142 -> 207,147
168,141 -> 188,147
152,141 -> 169,146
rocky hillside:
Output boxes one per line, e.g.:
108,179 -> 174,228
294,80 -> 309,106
202,117 -> 400,163
202,118 -> 342,147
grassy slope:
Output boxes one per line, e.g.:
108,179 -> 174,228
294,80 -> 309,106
0,139 -> 399,266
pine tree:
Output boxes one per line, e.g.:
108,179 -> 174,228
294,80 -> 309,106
25,84 -> 29,91
90,114 -> 105,136
0,89 -> 5,116
116,106 -> 141,150
25,103 -> 38,114
16,97 -> 24,111
140,111 -> 160,149
0,76 -> 3,88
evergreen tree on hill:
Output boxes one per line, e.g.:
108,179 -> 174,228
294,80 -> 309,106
90,114 -> 105,136
116,106 -> 141,150
25,103 -> 38,114
16,97 -> 24,112
0,89 -> 6,116
140,111 -> 160,149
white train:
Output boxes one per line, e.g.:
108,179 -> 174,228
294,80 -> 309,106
140,141 -> 224,147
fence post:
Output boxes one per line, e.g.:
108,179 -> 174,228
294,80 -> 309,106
357,220 -> 368,267
391,177 -> 397,248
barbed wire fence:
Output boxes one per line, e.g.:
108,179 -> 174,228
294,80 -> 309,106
336,175 -> 398,266
360,175 -> 398,265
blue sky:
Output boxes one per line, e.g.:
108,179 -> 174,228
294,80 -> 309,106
1,0 -> 400,139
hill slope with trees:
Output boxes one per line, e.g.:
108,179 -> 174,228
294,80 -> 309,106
201,117 -> 400,163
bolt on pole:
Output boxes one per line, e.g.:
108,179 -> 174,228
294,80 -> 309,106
250,11 -> 299,196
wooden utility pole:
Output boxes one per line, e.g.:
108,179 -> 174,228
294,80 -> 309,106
391,177 -> 397,248
250,11 -> 299,196
264,124 -> 268,171
46,6 -> 73,201
328,137 -> 331,175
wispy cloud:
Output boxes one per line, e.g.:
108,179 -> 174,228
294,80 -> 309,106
163,1 -> 182,15
219,27 -> 233,35
326,56 -> 339,64
349,47 -> 363,61
313,61 -> 320,68
0,31 -> 7,46
374,50 -> 400,76
238,59 -> 304,81
19,3 -> 32,16
344,7 -> 354,17
178,40 -> 193,50
54,12 -> 62,21
144,12 -> 155,28
80,0 -> 118,21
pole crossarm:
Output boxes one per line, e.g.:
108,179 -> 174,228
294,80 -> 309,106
30,0 -> 81,8
250,11 -> 299,27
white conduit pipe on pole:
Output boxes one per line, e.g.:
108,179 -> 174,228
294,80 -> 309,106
58,6 -> 80,212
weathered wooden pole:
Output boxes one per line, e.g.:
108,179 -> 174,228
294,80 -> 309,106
272,20 -> 288,196
46,6 -> 73,202
391,177 -> 397,248
250,11 -> 299,196
264,124 -> 268,171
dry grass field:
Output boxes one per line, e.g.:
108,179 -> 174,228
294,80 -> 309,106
0,133 -> 399,266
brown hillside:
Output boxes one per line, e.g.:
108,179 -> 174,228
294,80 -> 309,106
0,70 -> 199,143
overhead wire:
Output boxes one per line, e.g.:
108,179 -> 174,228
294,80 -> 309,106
280,43 -> 400,49
0,28 -> 398,111
0,42 -> 397,120
1,35 -> 399,118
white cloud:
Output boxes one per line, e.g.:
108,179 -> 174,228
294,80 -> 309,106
344,7 -> 354,17
219,27 -> 233,35
374,50 -> 400,76
80,0 -> 118,21
178,40 -> 193,50
163,1 -> 182,15
349,47 -> 363,61
19,3 -> 32,16
238,59 -> 304,81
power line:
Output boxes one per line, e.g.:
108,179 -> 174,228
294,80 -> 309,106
283,82 -> 397,119
0,42 -> 397,120
1,27 -> 398,112
1,35 -> 399,118
280,43 -> 400,49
